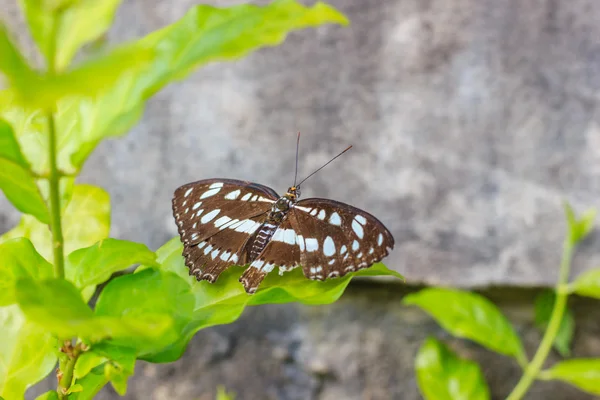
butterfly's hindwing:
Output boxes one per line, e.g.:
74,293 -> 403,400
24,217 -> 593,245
239,198 -> 395,292
290,198 -> 394,280
172,179 -> 278,281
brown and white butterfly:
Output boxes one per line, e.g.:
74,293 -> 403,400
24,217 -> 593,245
172,143 -> 394,294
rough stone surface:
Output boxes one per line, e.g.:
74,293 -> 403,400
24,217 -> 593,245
1,0 -> 600,286
26,285 -> 600,399
2,0 -> 600,398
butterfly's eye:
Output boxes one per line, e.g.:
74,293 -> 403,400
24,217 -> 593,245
275,198 -> 289,210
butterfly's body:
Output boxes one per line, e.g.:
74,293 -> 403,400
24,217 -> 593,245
172,178 -> 394,294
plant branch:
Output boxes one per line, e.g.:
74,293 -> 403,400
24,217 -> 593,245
506,238 -> 575,400
48,111 -> 65,278
57,341 -> 83,399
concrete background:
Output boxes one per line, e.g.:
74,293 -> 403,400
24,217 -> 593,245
2,0 -> 600,398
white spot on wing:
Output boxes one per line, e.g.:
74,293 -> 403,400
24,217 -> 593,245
241,193 -> 252,201
272,228 -> 284,242
209,182 -> 224,189
214,216 -> 231,228
310,209 -> 318,216
211,249 -> 220,259
230,254 -> 239,263
352,240 -> 360,251
323,236 -> 336,256
340,245 -> 347,254
250,260 -> 264,269
204,244 -> 213,255
220,251 -> 231,261
355,215 -> 367,225
201,209 -> 220,223
184,188 -> 193,197
317,210 -> 326,220
378,233 -> 383,246
328,259 -> 336,265
262,262 -> 275,273
295,206 -> 312,213
352,220 -> 364,239
297,235 -> 305,251
200,187 -> 221,199
192,202 -> 202,210
250,195 -> 258,201
225,190 -> 241,200
305,238 -> 319,252
284,229 -> 296,245
329,212 -> 341,226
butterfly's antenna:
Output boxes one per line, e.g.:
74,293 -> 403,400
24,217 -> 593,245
297,145 -> 353,187
293,132 -> 301,186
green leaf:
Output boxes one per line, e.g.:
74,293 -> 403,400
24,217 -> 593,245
0,25 -> 39,93
20,0 -> 122,71
4,0 -> 347,173
35,390 -> 59,400
66,238 -> 158,290
415,337 -> 490,400
1,184 -> 110,262
534,290 -> 574,357
66,384 -> 83,394
15,278 -> 174,343
0,305 -> 58,399
564,202 -> 597,245
95,269 -> 194,354
572,268 -> 600,299
0,119 -> 48,222
74,352 -> 106,380
0,119 -> 29,168
0,158 -> 50,223
70,364 -> 108,400
545,359 -> 600,395
216,386 -> 236,400
140,237 -> 402,362
0,238 -> 54,306
403,288 -> 525,361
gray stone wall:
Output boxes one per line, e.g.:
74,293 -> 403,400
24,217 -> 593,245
2,0 -> 600,399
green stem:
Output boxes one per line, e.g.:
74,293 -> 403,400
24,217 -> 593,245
48,112 -> 65,278
505,239 -> 574,400
57,342 -> 82,399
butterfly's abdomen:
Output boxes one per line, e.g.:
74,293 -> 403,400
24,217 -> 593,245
247,222 -> 279,261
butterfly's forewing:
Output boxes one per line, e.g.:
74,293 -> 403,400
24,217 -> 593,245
172,179 -> 278,281
239,197 -> 394,292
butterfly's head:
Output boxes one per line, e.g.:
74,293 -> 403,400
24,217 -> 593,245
285,186 -> 301,201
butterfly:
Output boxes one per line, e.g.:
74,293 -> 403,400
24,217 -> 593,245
172,136 -> 394,294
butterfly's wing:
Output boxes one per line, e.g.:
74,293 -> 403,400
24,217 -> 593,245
172,179 -> 278,282
239,198 -> 394,293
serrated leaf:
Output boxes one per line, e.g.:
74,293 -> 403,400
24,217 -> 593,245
35,390 -> 59,400
0,305 -> 58,399
66,238 -> 157,290
140,236 -> 402,362
0,158 -> 50,224
415,337 -> 490,400
572,268 -> 600,299
20,0 -> 122,71
545,359 -> 600,395
15,278 -> 174,343
0,238 -> 54,306
94,269 -> 194,354
564,202 -> 597,245
0,184 -> 110,262
534,290 -> 574,357
403,288 -> 525,361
